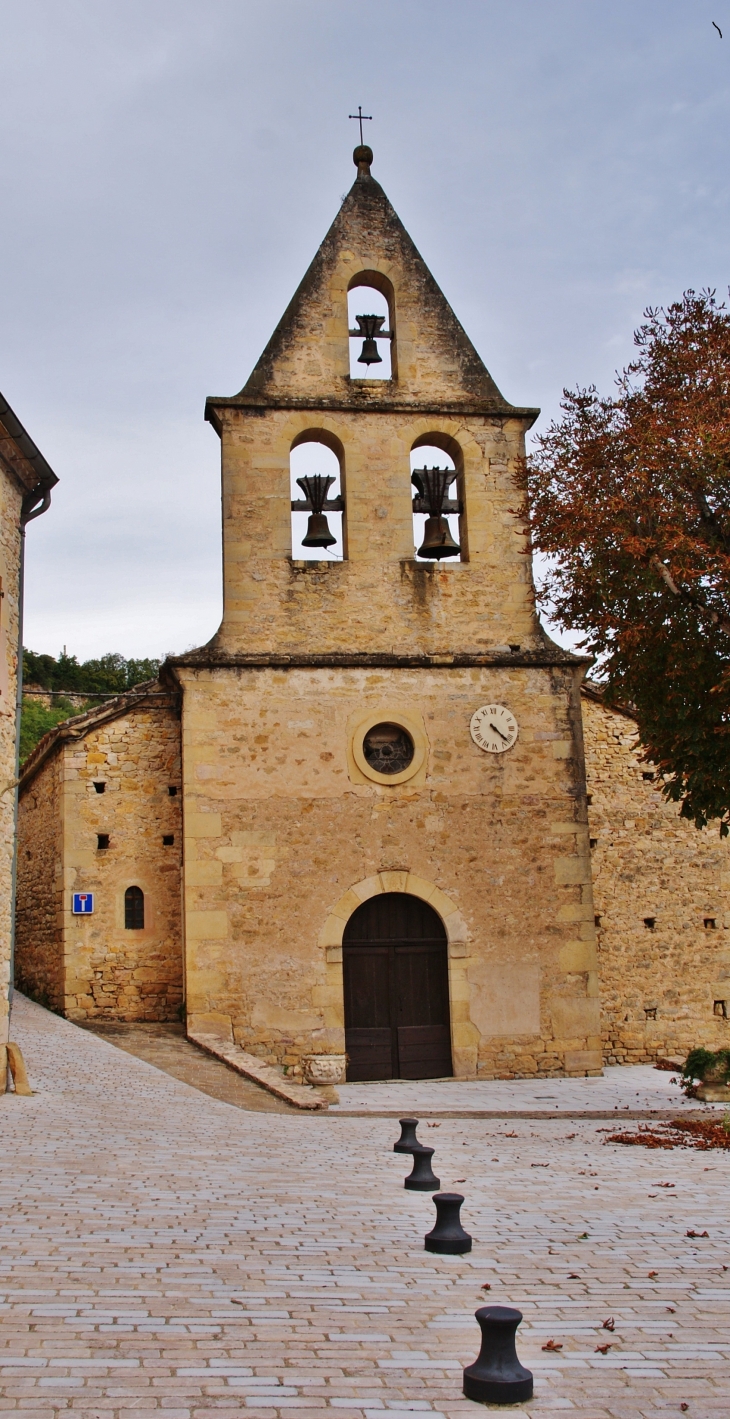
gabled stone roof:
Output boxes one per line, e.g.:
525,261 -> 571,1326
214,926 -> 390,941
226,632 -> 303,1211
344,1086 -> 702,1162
206,147 -> 539,425
18,680 -> 178,791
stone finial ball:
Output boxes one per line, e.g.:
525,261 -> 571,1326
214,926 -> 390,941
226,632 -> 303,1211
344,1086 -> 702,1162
353,144 -> 373,167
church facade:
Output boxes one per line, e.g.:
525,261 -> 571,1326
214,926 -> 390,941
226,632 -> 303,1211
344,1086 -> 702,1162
15,147 -> 730,1081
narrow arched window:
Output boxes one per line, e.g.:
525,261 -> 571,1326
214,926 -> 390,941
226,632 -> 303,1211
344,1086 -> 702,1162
348,282 -> 392,380
124,885 -> 144,930
290,437 -> 344,561
410,443 -> 462,562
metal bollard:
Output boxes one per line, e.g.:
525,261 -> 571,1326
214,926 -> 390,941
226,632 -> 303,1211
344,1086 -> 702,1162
404,1145 -> 440,1191
462,1305 -> 533,1404
393,1117 -> 421,1153
425,1192 -> 472,1254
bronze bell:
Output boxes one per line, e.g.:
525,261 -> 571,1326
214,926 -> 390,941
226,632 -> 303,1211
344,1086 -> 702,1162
417,515 -> 461,560
412,466 -> 461,560
297,474 -> 337,549
302,512 -> 336,549
355,314 -> 384,365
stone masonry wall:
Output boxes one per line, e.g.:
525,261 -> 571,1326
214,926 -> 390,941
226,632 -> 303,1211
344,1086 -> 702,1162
179,662 -> 599,1081
0,464 -> 22,1048
583,694 -> 730,1063
15,750 -> 64,1010
17,695 -> 184,1021
213,406 -> 541,658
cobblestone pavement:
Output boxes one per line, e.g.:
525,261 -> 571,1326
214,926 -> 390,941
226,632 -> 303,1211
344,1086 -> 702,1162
77,1021 -> 292,1113
2,993 -> 728,1418
331,1069 -> 718,1119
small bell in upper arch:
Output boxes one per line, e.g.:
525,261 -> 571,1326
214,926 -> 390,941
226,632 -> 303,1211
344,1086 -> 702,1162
355,314 -> 384,365
417,515 -> 461,560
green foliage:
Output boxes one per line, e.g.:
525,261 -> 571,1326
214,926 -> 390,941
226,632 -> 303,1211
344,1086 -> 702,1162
526,291 -> 730,832
19,648 -> 161,762
23,649 -> 160,695
681,1047 -> 730,1095
19,695 -> 89,763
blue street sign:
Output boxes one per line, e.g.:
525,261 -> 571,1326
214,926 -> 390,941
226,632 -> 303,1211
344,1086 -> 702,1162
72,892 -> 94,915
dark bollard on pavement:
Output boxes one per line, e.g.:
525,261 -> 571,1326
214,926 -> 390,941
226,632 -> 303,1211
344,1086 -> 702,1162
393,1118 -> 421,1153
404,1145 -> 440,1191
425,1192 -> 472,1254
463,1305 -> 533,1405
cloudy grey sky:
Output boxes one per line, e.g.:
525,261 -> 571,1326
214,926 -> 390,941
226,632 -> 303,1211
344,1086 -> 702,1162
2,0 -> 728,660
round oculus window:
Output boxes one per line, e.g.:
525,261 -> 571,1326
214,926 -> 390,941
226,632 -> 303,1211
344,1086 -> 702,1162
362,722 -> 415,775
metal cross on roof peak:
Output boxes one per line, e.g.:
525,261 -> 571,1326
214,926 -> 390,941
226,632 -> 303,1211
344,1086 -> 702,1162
349,106 -> 372,145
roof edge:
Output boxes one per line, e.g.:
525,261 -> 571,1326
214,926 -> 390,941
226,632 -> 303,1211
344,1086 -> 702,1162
19,681 -> 178,793
0,392 -> 59,496
205,394 -> 541,432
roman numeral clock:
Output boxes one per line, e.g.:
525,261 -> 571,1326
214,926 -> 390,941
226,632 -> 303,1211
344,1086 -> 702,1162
470,704 -> 519,755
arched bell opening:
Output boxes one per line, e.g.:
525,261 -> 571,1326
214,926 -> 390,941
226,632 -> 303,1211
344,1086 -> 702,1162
410,438 -> 463,562
347,271 -> 394,381
342,892 -> 453,1081
290,431 -> 345,560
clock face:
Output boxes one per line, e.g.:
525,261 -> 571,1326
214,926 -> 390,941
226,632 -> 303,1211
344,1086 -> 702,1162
470,704 -> 519,754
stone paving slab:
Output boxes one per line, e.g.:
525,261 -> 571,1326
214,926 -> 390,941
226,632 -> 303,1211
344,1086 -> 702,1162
78,1021 -> 294,1113
329,1068 -> 720,1119
2,992 -> 729,1418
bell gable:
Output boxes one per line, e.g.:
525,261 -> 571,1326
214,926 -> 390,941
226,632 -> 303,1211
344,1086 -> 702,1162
206,147 -> 537,421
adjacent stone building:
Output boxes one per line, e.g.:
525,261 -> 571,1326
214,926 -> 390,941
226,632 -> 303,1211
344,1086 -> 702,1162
16,684 -> 182,1020
0,394 -> 56,1084
15,148 -> 730,1078
583,688 -> 730,1064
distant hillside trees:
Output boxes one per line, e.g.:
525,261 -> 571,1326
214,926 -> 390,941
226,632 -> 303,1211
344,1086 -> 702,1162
20,649 -> 162,762
23,649 -> 161,695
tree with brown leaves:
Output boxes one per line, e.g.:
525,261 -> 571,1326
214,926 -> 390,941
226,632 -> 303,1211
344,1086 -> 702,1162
527,290 -> 730,833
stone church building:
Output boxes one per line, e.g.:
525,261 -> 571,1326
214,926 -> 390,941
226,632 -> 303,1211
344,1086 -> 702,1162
15,146 -> 730,1083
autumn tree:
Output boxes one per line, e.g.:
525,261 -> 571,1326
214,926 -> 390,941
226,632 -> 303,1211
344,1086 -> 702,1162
527,290 -> 730,832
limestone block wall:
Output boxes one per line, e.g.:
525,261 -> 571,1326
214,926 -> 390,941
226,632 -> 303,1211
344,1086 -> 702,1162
178,661 -> 599,1080
15,750 -> 63,1009
16,696 -> 183,1021
0,466 -> 21,1048
214,407 -> 541,657
583,694 -> 730,1062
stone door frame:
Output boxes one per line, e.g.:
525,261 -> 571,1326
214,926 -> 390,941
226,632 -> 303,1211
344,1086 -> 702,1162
318,872 -> 478,1077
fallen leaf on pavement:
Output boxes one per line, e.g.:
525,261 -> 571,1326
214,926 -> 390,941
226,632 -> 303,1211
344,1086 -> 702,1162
542,1339 -> 562,1351
648,1270 -> 658,1277
595,1343 -> 612,1354
602,1317 -> 615,1331
480,1283 -> 491,1291
686,1229 -> 709,1238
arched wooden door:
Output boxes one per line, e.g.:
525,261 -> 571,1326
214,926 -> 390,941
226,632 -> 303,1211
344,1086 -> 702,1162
343,893 -> 453,1081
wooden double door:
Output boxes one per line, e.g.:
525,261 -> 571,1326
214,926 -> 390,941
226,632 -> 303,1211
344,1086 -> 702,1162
343,892 -> 453,1081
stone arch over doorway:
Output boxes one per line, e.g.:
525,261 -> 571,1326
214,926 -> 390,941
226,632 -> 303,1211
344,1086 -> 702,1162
317,872 -> 478,1078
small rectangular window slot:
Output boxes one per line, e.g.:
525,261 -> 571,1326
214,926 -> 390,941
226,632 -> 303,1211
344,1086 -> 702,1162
509,644 -> 521,652
163,834 -> 174,846
642,772 -> 655,782
714,1000 -> 727,1018
643,916 -> 656,929
93,782 -> 106,794
594,914 -> 602,927
586,793 -> 593,805
589,838 -> 598,849
168,786 -> 178,797
704,918 -> 717,930
644,1006 -> 657,1020
97,834 -> 110,850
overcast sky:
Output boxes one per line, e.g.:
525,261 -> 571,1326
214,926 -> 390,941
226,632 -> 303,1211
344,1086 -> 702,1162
2,0 -> 728,661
